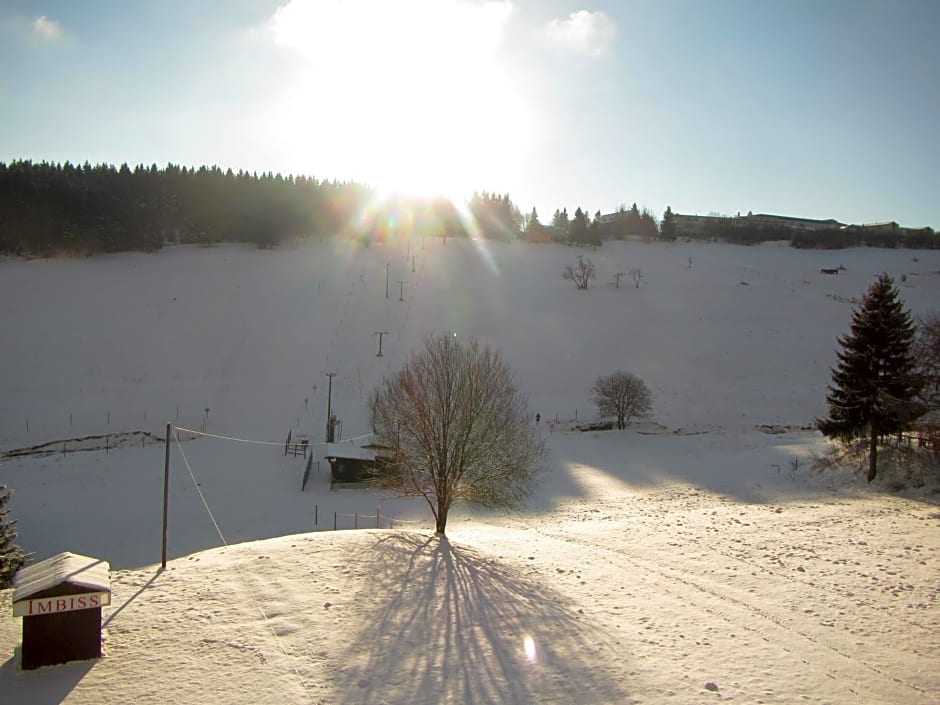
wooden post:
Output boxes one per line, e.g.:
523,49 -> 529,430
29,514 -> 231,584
376,509 -> 380,528
334,512 -> 337,530
355,513 -> 358,529
325,372 -> 336,443
162,423 -> 171,569
315,505 -> 318,526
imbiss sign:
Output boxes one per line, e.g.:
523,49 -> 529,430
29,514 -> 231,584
12,551 -> 112,670
13,591 -> 111,617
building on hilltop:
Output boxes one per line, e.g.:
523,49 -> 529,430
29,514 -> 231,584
846,221 -> 900,235
670,211 -> 845,238
746,213 -> 844,231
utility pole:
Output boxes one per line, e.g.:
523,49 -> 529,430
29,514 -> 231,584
375,330 -> 388,357
398,280 -> 407,301
325,372 -> 336,443
162,422 -> 171,569
385,262 -> 390,299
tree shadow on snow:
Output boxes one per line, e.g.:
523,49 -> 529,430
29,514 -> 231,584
540,430 -> 834,507
335,531 -> 634,705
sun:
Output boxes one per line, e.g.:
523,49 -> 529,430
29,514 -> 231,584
264,0 -> 529,204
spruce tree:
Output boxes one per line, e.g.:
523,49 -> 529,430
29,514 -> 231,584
0,484 -> 27,588
661,206 -> 676,239
818,274 -> 918,482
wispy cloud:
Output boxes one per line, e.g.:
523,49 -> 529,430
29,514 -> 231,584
33,15 -> 62,42
545,10 -> 616,56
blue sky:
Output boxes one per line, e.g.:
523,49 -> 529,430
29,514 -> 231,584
2,0 -> 938,228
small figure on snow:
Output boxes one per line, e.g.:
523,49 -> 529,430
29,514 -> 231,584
535,413 -> 541,425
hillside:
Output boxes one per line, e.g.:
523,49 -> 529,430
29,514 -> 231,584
1,238 -> 939,704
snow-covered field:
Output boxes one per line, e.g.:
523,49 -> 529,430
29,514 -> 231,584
1,238 -> 939,704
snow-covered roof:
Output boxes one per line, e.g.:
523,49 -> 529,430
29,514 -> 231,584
13,552 -> 111,603
323,442 -> 377,461
914,409 -> 940,428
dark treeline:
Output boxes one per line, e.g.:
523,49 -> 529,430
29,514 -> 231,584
0,160 -> 378,255
0,160 -> 532,256
681,223 -> 939,250
1,159 -> 935,255
789,228 -> 939,250
660,207 -> 938,250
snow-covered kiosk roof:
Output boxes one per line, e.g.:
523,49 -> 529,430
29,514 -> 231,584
13,552 -> 111,603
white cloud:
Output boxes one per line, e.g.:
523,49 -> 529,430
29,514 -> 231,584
33,15 -> 62,42
545,10 -> 616,56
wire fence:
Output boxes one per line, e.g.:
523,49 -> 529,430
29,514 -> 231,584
312,506 -> 426,532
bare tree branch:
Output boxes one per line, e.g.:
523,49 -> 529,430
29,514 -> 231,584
563,256 -> 595,290
369,335 -> 545,534
592,371 -> 653,430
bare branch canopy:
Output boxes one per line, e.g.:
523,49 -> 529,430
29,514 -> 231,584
369,335 -> 544,534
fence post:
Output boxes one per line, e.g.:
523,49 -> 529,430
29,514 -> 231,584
315,505 -> 318,526
376,508 -> 380,528
334,511 -> 337,530
355,513 -> 358,530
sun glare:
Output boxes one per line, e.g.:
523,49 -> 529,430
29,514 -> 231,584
267,0 -> 528,203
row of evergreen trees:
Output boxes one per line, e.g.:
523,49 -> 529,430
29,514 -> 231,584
1,159 -> 936,256
0,160 -> 378,255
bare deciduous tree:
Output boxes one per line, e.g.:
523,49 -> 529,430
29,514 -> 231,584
369,335 -> 544,535
630,267 -> 643,288
592,371 -> 653,430
563,255 -> 595,290
915,311 -> 940,407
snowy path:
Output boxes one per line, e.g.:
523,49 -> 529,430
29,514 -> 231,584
460,483 -> 939,704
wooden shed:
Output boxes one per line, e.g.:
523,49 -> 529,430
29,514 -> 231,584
912,409 -> 940,453
325,442 -> 379,486
12,552 -> 111,670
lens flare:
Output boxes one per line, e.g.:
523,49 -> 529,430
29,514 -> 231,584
523,635 -> 536,662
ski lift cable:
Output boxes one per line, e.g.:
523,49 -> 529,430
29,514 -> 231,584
172,428 -> 314,692
176,426 -> 374,447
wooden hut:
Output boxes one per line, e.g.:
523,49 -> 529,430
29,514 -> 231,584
12,552 -> 111,670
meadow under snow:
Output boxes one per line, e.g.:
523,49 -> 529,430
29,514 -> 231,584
1,237 -> 939,704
